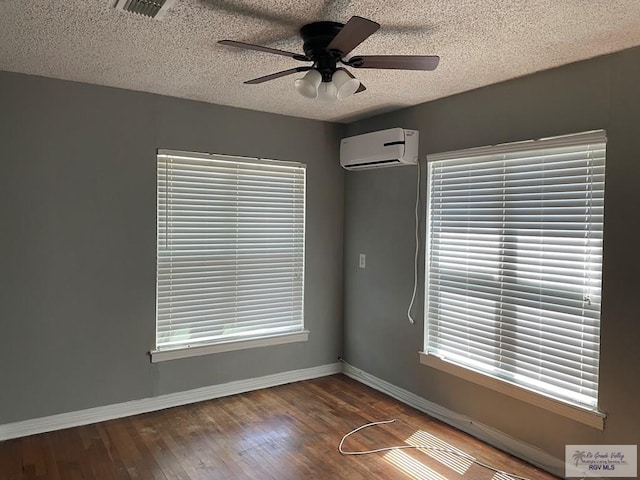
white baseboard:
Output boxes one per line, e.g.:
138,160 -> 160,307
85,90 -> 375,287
342,362 -> 568,479
0,360 -> 594,480
0,362 -> 342,442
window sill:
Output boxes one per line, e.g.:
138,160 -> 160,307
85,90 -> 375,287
150,331 -> 309,363
419,352 -> 605,430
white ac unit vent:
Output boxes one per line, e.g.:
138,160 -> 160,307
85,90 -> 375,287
113,0 -> 177,19
340,128 -> 419,170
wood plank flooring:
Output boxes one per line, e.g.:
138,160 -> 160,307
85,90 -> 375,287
0,374 -> 558,479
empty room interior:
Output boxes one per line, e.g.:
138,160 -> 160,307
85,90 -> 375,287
1,1 -> 639,479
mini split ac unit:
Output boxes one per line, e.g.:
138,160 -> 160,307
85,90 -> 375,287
340,128 -> 419,170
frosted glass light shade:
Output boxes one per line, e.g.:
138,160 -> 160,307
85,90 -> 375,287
294,70 -> 322,99
317,81 -> 338,102
333,69 -> 360,99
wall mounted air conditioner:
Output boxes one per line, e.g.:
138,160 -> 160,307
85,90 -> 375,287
340,128 -> 419,170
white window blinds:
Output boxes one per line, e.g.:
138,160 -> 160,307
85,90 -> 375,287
156,150 -> 306,352
425,130 -> 606,410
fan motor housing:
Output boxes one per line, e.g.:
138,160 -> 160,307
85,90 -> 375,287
300,21 -> 344,81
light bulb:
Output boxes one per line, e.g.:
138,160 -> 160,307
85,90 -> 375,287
332,69 -> 360,100
294,70 -> 322,99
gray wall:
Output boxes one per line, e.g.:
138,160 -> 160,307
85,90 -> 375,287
343,46 -> 640,459
2,43 -> 639,465
0,71 -> 345,423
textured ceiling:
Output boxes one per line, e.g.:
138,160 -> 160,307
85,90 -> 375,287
2,0 -> 640,123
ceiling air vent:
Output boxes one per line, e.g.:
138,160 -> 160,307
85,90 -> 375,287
113,0 -> 177,19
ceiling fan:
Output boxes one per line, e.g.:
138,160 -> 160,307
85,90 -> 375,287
219,16 -> 440,101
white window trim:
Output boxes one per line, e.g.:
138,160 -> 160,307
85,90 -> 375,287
154,149 -> 306,360
419,352 -> 605,430
151,330 -> 309,363
423,130 -> 607,429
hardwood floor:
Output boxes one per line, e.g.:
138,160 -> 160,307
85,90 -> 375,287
0,374 -> 558,480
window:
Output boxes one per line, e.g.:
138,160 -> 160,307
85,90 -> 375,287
152,150 -> 307,362
422,131 -> 606,421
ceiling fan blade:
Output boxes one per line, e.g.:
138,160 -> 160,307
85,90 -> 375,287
219,40 -> 309,61
326,16 -> 380,56
349,55 -> 440,71
244,67 -> 312,85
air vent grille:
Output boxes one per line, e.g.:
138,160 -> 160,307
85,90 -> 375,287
114,0 -> 177,19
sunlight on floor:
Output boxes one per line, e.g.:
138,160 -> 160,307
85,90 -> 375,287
492,473 -> 514,480
383,429 -> 481,480
405,430 -> 474,475
384,449 -> 453,480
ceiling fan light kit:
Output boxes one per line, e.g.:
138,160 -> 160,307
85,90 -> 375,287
219,16 -> 440,103
317,81 -> 338,102
295,68 -> 360,101
294,70 -> 322,99
333,69 -> 361,100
